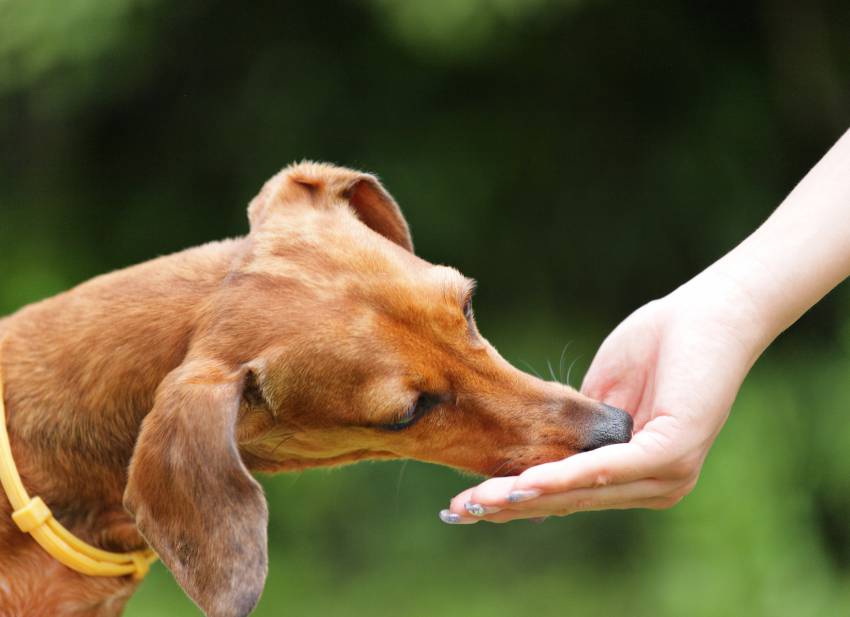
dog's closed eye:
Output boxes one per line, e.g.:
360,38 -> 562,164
461,281 -> 477,337
380,393 -> 445,431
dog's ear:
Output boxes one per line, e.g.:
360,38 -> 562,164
248,162 -> 414,252
124,359 -> 268,617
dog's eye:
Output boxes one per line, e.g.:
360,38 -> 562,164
463,298 -> 473,321
461,281 -> 476,325
381,393 -> 443,431
462,298 -> 478,338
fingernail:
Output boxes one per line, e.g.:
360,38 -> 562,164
507,489 -> 541,503
439,509 -> 463,524
464,502 -> 501,517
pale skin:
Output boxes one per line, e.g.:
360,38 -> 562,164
442,127 -> 850,524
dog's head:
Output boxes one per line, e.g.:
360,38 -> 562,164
124,163 -> 632,617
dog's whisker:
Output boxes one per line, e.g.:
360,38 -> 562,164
546,359 -> 559,384
519,359 -> 542,379
558,341 -> 573,383
394,459 -> 409,513
487,458 -> 512,478
270,432 -> 296,456
565,355 -> 583,389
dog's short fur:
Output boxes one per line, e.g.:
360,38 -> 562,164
0,163 -> 631,617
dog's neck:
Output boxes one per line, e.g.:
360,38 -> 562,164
0,239 -> 245,614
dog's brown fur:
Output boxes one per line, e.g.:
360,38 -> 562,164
0,163 -> 628,617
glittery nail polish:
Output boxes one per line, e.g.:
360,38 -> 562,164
439,509 -> 463,524
507,489 -> 541,503
464,502 -> 501,516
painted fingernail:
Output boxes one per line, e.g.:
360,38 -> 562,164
439,509 -> 463,524
507,489 -> 542,503
464,502 -> 501,516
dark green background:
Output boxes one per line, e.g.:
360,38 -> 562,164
2,1 -> 849,615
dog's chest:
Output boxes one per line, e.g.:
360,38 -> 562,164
0,541 -> 137,617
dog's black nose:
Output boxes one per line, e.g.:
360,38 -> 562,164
581,403 -> 633,451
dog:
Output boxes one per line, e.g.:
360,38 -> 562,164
0,162 -> 632,617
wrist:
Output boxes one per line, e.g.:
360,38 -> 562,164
668,253 -> 779,364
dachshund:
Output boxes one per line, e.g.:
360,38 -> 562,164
0,163 -> 632,617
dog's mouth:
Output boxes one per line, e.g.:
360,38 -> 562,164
472,409 -> 633,478
241,448 -> 399,473
480,457 -> 559,479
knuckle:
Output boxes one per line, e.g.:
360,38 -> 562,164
574,498 -> 594,510
592,470 -> 613,488
652,481 -> 698,510
669,478 -> 698,501
667,457 -> 699,481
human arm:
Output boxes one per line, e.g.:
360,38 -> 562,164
440,128 -> 850,524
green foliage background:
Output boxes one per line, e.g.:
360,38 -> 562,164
1,1 -> 849,615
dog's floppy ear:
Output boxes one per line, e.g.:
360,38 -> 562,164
248,161 -> 414,252
124,359 -> 268,617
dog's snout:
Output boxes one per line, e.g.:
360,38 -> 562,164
581,403 -> 633,451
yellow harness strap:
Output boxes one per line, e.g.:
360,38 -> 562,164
0,342 -> 157,580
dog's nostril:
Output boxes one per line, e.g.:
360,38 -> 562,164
581,403 -> 633,452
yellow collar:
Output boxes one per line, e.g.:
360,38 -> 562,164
0,342 -> 156,580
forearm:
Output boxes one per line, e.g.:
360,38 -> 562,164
693,128 -> 850,357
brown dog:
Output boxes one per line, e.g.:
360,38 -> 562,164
0,163 -> 631,617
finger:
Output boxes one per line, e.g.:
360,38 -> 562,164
449,476 -> 518,514
451,475 -> 678,522
473,508 -> 554,523
513,443 -> 651,494
580,351 -> 640,409
437,508 -> 479,525
582,382 -> 637,413
497,478 -> 681,515
475,495 -> 677,523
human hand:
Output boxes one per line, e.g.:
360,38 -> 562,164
441,128 -> 850,524
441,272 -> 766,524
